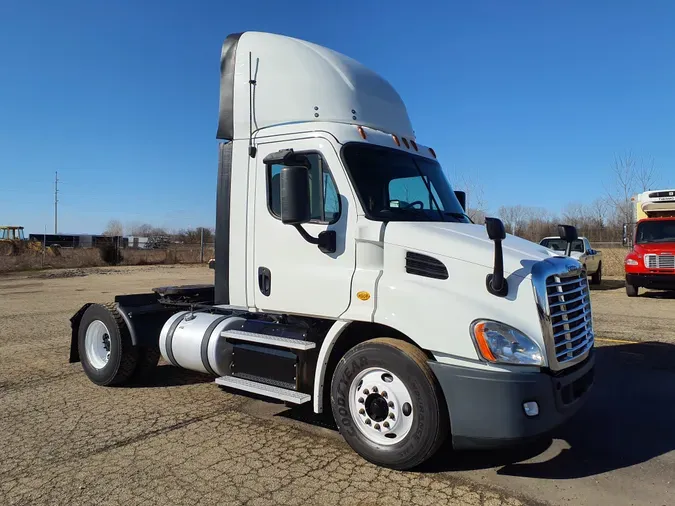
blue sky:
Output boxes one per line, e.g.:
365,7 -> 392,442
1,0 -> 673,234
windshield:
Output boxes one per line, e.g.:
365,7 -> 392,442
342,143 -> 470,223
636,220 -> 675,244
540,238 -> 584,252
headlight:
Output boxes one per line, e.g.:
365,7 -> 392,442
625,258 -> 639,266
470,320 -> 544,366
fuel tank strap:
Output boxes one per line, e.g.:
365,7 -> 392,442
165,313 -> 187,367
200,316 -> 229,375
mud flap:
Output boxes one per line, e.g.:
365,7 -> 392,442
69,303 -> 94,363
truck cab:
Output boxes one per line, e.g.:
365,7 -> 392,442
68,31 -> 595,470
624,190 -> 675,297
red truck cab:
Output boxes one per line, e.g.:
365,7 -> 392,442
625,217 -> 675,296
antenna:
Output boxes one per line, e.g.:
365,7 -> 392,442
54,171 -> 59,234
248,51 -> 257,158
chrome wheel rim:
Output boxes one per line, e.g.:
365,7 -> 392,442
84,320 -> 111,369
348,367 -> 414,445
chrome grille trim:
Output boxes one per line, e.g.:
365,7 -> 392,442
532,257 -> 595,371
549,293 -> 588,308
552,306 -> 591,328
556,338 -> 593,358
644,253 -> 675,269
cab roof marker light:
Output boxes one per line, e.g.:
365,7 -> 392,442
410,140 -> 418,151
357,126 -> 367,139
402,137 -> 410,149
392,134 -> 401,146
428,147 -> 436,158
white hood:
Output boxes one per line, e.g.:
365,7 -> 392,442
384,222 -> 561,278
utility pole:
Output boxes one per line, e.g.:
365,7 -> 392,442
54,171 -> 59,234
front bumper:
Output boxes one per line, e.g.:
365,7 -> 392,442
626,273 -> 675,290
428,352 -> 595,449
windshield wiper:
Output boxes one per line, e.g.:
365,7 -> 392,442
443,211 -> 473,223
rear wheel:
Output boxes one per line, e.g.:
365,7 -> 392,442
330,338 -> 448,470
591,262 -> 602,285
78,303 -> 139,386
626,283 -> 639,297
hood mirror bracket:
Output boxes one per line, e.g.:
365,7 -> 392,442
485,217 -> 509,297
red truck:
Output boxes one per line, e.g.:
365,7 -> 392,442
624,189 -> 675,297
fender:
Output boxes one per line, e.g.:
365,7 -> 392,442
68,294 -> 176,363
312,320 -> 350,413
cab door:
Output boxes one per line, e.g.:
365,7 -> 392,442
252,137 -> 356,317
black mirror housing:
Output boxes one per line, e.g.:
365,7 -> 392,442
454,190 -> 466,212
485,217 -> 506,241
280,165 -> 311,225
558,224 -> 578,242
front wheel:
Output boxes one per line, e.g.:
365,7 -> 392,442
626,283 -> 639,297
330,338 -> 449,470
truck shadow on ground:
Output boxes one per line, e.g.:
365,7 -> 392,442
131,364 -> 214,388
589,279 -> 624,291
641,290 -> 675,300
422,341 -> 675,479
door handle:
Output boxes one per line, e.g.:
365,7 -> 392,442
258,267 -> 271,296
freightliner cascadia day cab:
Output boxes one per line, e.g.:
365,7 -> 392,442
69,31 -> 595,470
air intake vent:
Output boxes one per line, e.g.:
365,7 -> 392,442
405,252 -> 448,280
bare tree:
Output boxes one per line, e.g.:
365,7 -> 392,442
605,151 -> 659,226
454,171 -> 488,224
129,223 -> 167,237
103,219 -> 124,236
498,205 -> 532,235
562,202 -> 587,225
176,227 -> 214,244
590,197 -> 608,222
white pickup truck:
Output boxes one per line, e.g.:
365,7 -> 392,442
540,236 -> 603,284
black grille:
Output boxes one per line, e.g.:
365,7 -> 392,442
405,252 -> 448,280
546,271 -> 594,365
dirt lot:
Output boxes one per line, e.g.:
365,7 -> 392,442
1,265 -> 674,506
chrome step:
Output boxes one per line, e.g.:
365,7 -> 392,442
221,329 -> 316,350
215,376 -> 311,404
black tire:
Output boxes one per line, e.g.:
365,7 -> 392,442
77,303 -> 139,386
591,262 -> 602,285
330,338 -> 449,470
626,283 -> 639,297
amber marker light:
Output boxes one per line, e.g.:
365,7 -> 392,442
472,322 -> 497,362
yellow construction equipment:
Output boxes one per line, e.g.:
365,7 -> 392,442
0,226 -> 26,241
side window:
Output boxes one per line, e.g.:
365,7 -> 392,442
267,152 -> 340,224
388,176 -> 444,210
571,239 -> 584,253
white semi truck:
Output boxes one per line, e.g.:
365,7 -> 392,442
69,31 -> 595,470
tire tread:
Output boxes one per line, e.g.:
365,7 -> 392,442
367,338 -> 449,467
332,337 -> 449,470
101,302 -> 139,385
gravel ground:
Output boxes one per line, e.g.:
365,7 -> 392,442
0,265 -> 673,506
589,276 -> 675,343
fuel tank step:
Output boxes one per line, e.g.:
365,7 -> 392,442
221,329 -> 316,350
215,375 -> 311,404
